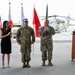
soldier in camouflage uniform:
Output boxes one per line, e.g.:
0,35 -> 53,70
38,19 -> 55,66
16,18 -> 35,68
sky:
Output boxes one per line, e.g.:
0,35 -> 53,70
0,0 -> 75,25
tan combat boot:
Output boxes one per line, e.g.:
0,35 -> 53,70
48,60 -> 53,66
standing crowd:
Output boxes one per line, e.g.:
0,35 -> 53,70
0,18 -> 55,69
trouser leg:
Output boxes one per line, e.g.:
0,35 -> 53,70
26,47 -> 31,68
21,53 -> 27,68
42,51 -> 47,66
21,53 -> 26,63
47,43 -> 53,66
42,51 -> 47,61
48,49 -> 53,66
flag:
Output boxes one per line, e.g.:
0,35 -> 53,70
21,3 -> 25,25
33,7 -> 41,37
0,15 -> 2,29
9,3 -> 13,28
46,4 -> 48,20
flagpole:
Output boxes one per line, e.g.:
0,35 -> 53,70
46,4 -> 48,20
21,3 -> 23,25
8,2 -> 13,40
9,3 -> 11,5
9,2 -> 11,21
21,3 -> 25,26
32,4 -> 35,55
32,24 -> 35,55
32,4 -> 41,54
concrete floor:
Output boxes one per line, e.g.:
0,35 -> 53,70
0,26 -> 75,75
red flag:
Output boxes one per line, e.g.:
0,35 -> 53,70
9,3 -> 13,28
33,7 -> 41,37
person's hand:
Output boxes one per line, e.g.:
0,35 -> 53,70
31,42 -> 34,44
10,32 -> 12,37
46,27 -> 49,30
0,37 -> 2,39
40,36 -> 43,38
43,27 -> 47,32
18,42 -> 21,45
7,32 -> 11,36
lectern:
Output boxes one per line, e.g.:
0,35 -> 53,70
72,31 -> 75,61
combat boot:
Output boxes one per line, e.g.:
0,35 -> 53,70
48,60 -> 53,66
42,60 -> 45,66
22,62 -> 25,68
27,62 -> 30,68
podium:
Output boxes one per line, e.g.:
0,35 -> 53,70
72,31 -> 75,61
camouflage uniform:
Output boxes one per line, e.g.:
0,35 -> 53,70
16,26 -> 35,63
38,26 -> 55,61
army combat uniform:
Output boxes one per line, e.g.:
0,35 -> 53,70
16,26 -> 35,67
38,25 -> 55,66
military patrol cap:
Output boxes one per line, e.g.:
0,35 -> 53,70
24,18 -> 28,22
